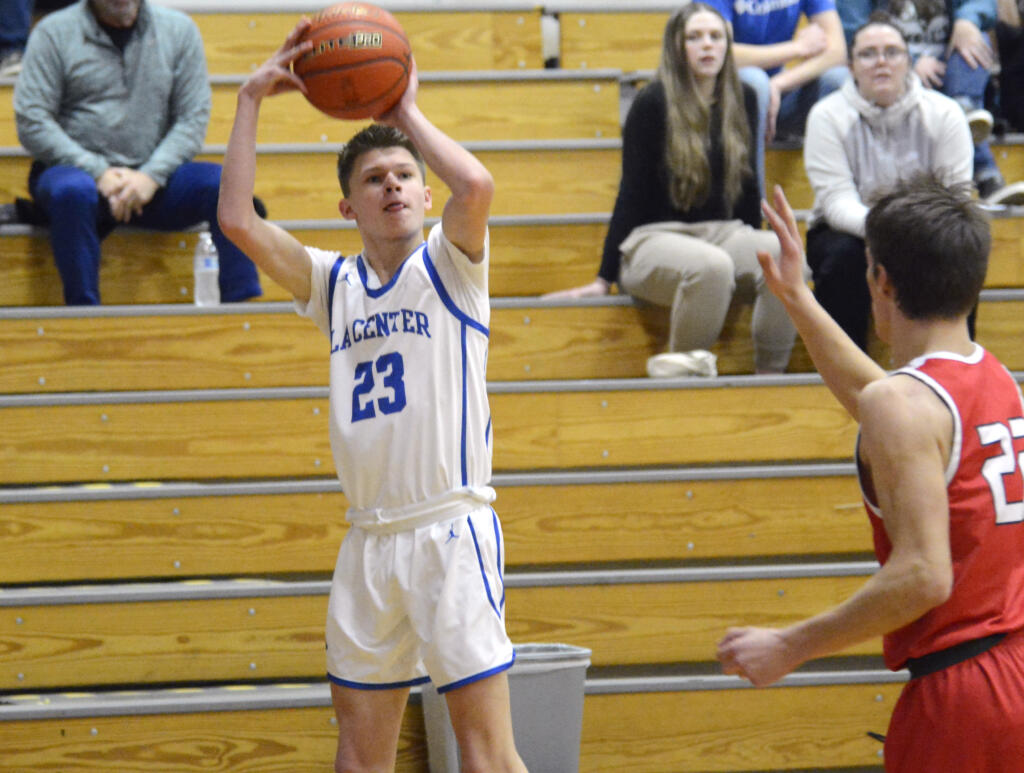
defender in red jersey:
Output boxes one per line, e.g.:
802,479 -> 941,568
716,177 -> 1024,771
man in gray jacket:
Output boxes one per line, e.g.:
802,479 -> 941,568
803,12 -> 972,350
13,0 -> 262,305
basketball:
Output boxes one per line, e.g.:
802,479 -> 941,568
294,2 -> 412,120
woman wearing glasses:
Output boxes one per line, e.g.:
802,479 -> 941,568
802,12 -> 973,353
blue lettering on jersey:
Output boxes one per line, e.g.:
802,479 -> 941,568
330,308 -> 431,353
416,312 -> 430,336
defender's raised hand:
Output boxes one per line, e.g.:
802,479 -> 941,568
756,185 -> 812,307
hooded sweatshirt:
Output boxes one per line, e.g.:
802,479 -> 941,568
803,72 -> 972,237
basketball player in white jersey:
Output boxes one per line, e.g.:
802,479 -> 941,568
218,20 -> 527,773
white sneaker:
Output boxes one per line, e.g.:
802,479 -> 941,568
0,51 -> 22,78
646,350 -> 718,378
985,180 -> 1024,207
965,108 -> 993,144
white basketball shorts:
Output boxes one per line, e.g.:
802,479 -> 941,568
325,504 -> 515,692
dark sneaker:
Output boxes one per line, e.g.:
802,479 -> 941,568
976,175 -> 1005,201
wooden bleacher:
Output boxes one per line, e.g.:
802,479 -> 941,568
553,6 -> 670,71
2,70 -> 624,148
0,215 -> 609,305
1,140 -> 623,219
0,285 -> 1021,386
0,379 -> 861,484
4,568 -> 883,690
0,679 -> 903,772
2,468 -> 868,584
0,688 -> 430,771
190,6 -> 546,74
3,3 -> 1024,771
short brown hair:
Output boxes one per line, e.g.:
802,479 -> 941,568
865,175 -> 989,320
336,124 -> 426,196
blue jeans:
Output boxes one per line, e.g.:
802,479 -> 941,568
939,42 -> 1000,183
0,0 -> 32,51
740,65 -> 849,198
29,161 -> 262,305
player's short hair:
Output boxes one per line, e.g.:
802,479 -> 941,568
336,124 -> 426,197
865,174 -> 989,320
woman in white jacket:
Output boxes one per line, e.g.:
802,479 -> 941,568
803,12 -> 973,350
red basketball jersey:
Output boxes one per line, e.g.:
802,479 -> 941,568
859,345 -> 1024,671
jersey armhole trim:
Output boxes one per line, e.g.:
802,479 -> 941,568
892,368 -> 963,485
423,247 -> 489,337
326,256 -> 345,334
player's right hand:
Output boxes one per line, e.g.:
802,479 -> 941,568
375,57 -> 419,126
241,19 -> 313,102
717,626 -> 798,687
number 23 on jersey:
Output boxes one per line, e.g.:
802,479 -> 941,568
352,352 -> 407,422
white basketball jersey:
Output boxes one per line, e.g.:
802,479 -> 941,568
297,224 -> 494,523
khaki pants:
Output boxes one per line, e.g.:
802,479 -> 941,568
618,220 -> 800,373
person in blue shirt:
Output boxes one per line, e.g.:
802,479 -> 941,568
706,0 -> 848,196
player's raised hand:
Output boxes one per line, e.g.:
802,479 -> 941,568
376,57 -> 419,126
757,185 -> 811,307
241,19 -> 313,102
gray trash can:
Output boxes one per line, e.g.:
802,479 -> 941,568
421,642 -> 592,773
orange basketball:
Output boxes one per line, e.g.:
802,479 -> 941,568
294,2 -> 411,120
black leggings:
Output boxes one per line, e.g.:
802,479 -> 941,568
806,224 -> 872,351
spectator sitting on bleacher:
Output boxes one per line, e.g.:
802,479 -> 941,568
839,0 -> 1014,202
545,3 -> 802,377
803,12 -> 973,352
706,0 -> 849,197
12,0 -> 262,305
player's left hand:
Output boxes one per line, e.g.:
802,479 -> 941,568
375,57 -> 418,125
242,18 -> 313,102
717,626 -> 799,687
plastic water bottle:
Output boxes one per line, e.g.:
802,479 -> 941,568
193,231 -> 220,307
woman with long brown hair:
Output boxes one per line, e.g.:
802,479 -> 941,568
548,3 -> 802,376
